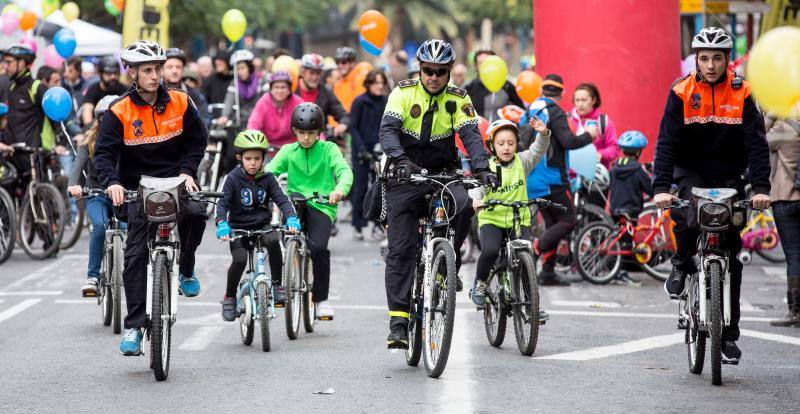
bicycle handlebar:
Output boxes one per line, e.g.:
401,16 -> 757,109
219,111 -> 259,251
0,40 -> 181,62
407,170 -> 481,189
226,228 -> 276,242
479,198 -> 567,212
291,192 -> 334,205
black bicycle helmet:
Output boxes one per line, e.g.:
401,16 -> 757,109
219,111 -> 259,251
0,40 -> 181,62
335,47 -> 357,62
291,102 -> 324,131
2,44 -> 35,63
98,55 -> 120,74
165,48 -> 187,65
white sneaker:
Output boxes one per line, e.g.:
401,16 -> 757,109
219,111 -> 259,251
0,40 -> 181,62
82,278 -> 99,297
316,300 -> 334,320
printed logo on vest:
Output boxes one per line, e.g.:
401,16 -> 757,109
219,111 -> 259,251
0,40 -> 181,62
410,104 -> 421,118
132,119 -> 143,137
690,93 -> 701,110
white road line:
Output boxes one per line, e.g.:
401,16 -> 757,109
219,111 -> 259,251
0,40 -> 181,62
437,305 -> 474,412
0,290 -> 64,296
0,299 -> 41,324
741,329 -> 800,346
178,326 -> 225,350
54,299 -> 95,305
550,300 -> 622,309
0,256 -> 73,291
534,333 -> 685,361
181,312 -> 226,325
762,266 -> 786,277
739,300 -> 763,313
547,309 -> 776,323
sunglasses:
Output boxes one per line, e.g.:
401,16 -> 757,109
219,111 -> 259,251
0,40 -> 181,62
421,66 -> 449,78
336,60 -> 354,65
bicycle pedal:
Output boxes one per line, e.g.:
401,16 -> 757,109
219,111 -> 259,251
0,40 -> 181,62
722,358 -> 740,365
317,316 -> 333,321
538,320 -> 547,325
387,340 -> 408,350
274,303 -> 285,308
677,319 -> 688,330
82,291 -> 97,298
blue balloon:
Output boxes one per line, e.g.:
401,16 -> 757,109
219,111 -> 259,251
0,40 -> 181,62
42,87 -> 72,122
53,29 -> 77,59
359,34 -> 382,56
568,144 -> 599,180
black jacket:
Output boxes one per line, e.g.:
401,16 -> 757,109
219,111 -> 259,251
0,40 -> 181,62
349,92 -> 387,156
463,78 -> 526,120
215,165 -> 296,228
609,156 -> 653,217
94,85 -> 207,189
295,83 -> 350,130
203,72 -> 234,106
7,71 -> 48,147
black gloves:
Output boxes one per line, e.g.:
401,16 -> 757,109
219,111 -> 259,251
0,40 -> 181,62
474,169 -> 500,189
392,155 -> 421,180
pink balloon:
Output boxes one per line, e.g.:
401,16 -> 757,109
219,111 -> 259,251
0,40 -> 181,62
681,55 -> 695,77
19,37 -> 37,54
2,11 -> 19,36
44,44 -> 64,68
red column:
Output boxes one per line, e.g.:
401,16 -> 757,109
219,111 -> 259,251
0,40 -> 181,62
533,0 -> 681,161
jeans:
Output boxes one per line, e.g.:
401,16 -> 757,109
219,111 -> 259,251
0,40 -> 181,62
58,154 -> 78,220
85,195 -> 127,279
772,200 -> 800,278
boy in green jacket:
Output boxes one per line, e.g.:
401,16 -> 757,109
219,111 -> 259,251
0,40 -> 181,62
267,103 -> 353,320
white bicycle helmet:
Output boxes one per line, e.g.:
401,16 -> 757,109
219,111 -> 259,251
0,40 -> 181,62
301,53 -> 324,70
120,40 -> 166,67
94,95 -> 120,120
416,39 -> 455,65
230,49 -> 255,66
691,27 -> 733,52
594,163 -> 610,191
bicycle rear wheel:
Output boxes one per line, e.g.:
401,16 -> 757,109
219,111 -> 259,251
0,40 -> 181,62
709,261 -> 723,386
111,236 -> 124,334
100,250 -> 113,327
483,270 -> 507,348
257,282 -> 271,352
284,238 -> 302,340
0,187 -> 16,265
576,222 -> 620,284
422,242 -> 457,378
59,199 -> 85,250
150,253 -> 172,381
513,251 -> 540,356
19,183 -> 65,260
405,265 -> 423,366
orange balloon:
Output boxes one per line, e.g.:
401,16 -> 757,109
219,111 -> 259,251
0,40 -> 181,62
112,0 -> 126,11
353,61 -> 373,86
516,71 -> 543,104
455,116 -> 489,154
19,11 -> 37,31
358,10 -> 389,49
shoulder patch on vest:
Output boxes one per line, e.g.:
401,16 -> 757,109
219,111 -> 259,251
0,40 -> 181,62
446,85 -> 466,98
398,78 -> 419,88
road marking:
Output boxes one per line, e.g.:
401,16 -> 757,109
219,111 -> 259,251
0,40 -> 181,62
0,299 -> 41,324
438,304 -> 474,411
54,299 -> 95,304
740,300 -> 763,313
178,326 -> 225,351
741,329 -> 800,346
550,300 -> 622,309
535,333 -> 685,361
0,256 -> 74,291
762,266 -> 786,277
547,309 -> 776,323
0,290 -> 64,296
181,312 -> 225,325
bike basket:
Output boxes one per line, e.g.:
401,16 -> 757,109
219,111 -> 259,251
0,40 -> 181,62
139,176 -> 187,223
696,201 -> 731,231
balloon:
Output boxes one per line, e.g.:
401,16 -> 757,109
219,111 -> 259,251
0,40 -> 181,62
112,0 -> 126,11
478,55 -> 508,93
221,9 -> 247,43
748,26 -> 800,117
1,5 -> 23,16
44,44 -> 64,68
568,144 -> 599,180
62,2 -> 80,22
104,0 -> 120,16
358,10 -> 389,56
19,11 -> 37,31
516,71 -> 543,104
2,11 -> 19,36
455,116 -> 489,154
681,55 -> 694,77
41,0 -> 59,18
53,28 -> 77,58
272,55 -> 299,78
19,37 -> 38,54
42,87 -> 72,122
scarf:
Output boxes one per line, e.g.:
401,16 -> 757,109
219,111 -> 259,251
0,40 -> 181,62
238,75 -> 260,101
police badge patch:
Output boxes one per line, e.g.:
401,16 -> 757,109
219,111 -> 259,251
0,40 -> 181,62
132,120 -> 144,137
410,104 -> 422,118
461,103 -> 475,117
691,93 -> 701,110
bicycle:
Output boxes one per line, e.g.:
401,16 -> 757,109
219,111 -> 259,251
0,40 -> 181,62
124,177 -> 221,381
0,183 -> 14,265
477,198 -> 566,355
738,208 -> 783,264
575,205 -> 677,284
673,188 -> 754,386
401,170 -> 480,378
226,228 -> 281,351
10,143 -> 66,259
197,120 -> 230,215
283,193 -> 335,339
78,188 -> 127,333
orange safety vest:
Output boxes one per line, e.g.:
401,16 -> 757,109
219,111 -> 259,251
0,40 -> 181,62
672,71 -> 750,126
110,89 -> 189,147
333,69 -> 365,113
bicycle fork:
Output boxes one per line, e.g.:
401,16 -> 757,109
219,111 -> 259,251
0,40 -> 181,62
696,255 -> 731,328
146,247 -> 180,324
254,249 -> 275,319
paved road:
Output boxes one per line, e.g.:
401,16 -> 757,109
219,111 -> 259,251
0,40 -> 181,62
1,207 -> 798,413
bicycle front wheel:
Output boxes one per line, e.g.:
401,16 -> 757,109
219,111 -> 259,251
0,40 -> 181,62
0,187 -> 17,265
513,250 -> 540,356
302,256 -> 316,333
18,183 -> 65,260
422,241 -> 457,378
575,222 -> 620,284
257,282 -> 271,352
284,238 -> 302,340
111,236 -> 124,334
150,253 -> 172,381
752,209 -> 785,263
709,261 -> 723,386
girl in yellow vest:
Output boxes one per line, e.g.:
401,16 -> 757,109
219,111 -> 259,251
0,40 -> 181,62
470,117 -> 550,308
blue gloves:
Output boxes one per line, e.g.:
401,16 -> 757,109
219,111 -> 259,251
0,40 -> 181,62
286,216 -> 302,232
216,221 -> 231,239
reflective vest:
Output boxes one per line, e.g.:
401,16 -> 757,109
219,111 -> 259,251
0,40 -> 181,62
672,71 -> 749,126
479,154 -> 531,229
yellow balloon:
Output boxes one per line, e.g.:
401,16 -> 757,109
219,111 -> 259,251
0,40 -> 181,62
62,2 -> 80,23
221,9 -> 247,43
41,0 -> 59,18
2,5 -> 23,16
479,55 -> 508,93
272,55 -> 299,78
747,26 -> 800,118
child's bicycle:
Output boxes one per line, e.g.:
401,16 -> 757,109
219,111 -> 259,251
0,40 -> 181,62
738,208 -> 784,265
227,228 -> 281,352
477,198 -> 566,356
575,205 -> 677,284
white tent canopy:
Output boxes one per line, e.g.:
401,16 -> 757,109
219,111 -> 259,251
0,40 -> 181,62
44,11 -> 122,56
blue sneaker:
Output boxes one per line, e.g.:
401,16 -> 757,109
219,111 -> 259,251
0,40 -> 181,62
179,274 -> 201,297
119,328 -> 143,356
470,279 -> 486,308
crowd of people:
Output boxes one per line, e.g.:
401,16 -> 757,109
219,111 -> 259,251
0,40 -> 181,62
0,25 -> 797,361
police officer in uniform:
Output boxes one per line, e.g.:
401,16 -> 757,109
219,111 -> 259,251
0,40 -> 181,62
379,39 -> 498,349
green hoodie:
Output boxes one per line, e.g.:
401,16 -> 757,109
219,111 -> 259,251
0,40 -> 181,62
266,140 -> 353,222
